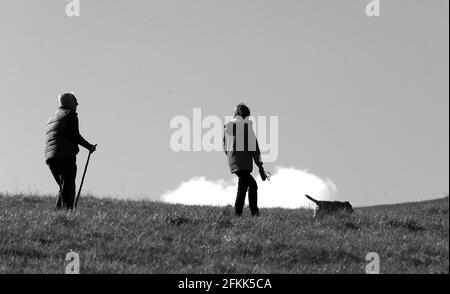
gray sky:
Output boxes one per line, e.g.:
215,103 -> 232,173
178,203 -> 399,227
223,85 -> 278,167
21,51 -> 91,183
0,0 -> 448,207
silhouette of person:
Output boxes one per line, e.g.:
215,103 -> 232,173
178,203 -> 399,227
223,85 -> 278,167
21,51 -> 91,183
45,93 -> 96,210
223,103 -> 265,216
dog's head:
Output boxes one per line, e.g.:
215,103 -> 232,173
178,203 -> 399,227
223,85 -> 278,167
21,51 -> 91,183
344,201 -> 353,213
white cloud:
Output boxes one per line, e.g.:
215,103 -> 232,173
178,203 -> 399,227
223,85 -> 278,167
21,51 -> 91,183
161,167 -> 338,209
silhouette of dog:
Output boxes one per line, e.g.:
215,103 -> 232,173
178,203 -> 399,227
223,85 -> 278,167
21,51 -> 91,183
305,194 -> 353,217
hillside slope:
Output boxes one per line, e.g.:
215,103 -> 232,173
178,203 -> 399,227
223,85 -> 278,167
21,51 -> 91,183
0,194 -> 448,274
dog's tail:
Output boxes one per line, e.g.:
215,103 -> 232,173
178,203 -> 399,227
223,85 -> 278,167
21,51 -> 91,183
305,194 -> 319,204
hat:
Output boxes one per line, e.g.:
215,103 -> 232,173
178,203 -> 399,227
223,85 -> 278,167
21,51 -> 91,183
59,92 -> 78,109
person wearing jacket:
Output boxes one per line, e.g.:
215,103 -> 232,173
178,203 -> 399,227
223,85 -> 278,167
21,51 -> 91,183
45,93 -> 96,210
223,103 -> 265,217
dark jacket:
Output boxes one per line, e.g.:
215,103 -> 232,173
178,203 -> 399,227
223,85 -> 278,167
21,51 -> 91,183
223,116 -> 263,173
45,108 -> 90,163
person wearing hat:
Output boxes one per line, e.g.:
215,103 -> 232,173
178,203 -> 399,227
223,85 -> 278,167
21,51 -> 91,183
45,93 -> 96,210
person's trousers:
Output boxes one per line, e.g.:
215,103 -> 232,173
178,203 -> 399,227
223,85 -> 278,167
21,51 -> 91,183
234,171 -> 259,216
47,157 -> 77,210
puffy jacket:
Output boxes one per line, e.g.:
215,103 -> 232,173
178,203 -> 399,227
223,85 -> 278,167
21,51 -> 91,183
45,108 -> 91,162
223,116 -> 263,173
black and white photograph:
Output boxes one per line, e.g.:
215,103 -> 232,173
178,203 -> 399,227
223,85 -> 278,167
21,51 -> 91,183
0,0 -> 448,282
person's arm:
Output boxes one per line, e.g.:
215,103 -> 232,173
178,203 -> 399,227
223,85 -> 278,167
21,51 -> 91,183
67,111 -> 94,151
248,125 -> 268,180
223,123 -> 235,156
223,125 -> 228,155
248,125 -> 263,168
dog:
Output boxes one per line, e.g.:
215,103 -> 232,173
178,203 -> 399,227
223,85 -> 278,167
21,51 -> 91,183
305,194 -> 353,217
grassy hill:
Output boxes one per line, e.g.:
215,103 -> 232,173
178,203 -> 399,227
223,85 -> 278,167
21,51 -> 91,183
0,193 -> 448,274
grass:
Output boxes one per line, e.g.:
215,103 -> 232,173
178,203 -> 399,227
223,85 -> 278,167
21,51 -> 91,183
0,193 -> 448,274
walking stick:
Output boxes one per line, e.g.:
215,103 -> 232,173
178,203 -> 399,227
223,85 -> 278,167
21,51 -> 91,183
73,145 -> 96,210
